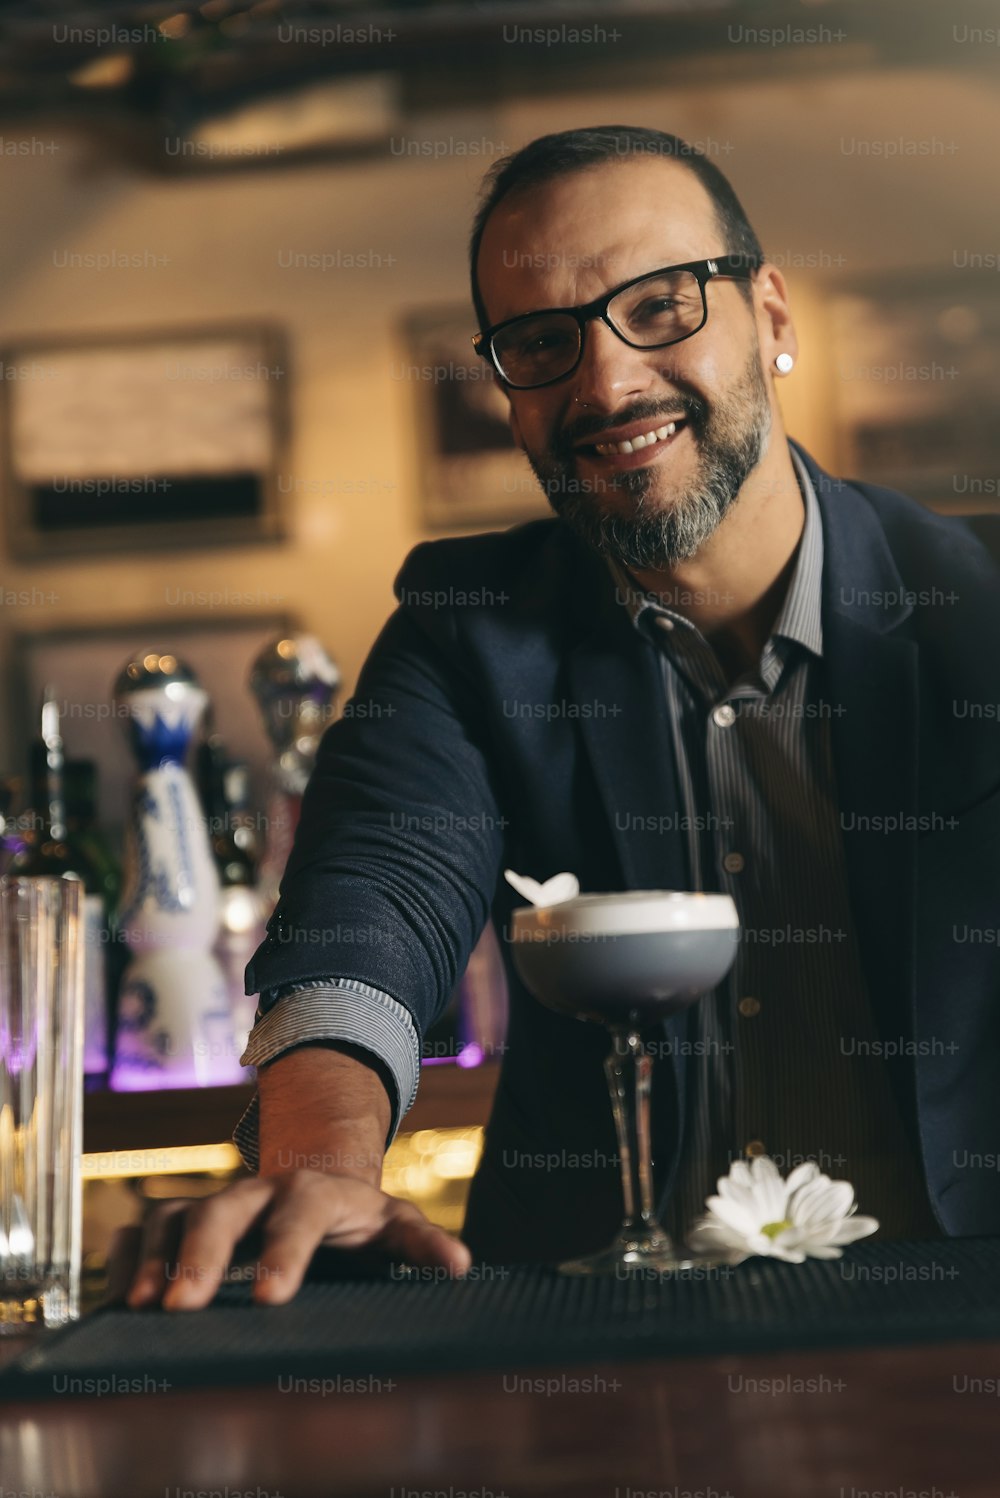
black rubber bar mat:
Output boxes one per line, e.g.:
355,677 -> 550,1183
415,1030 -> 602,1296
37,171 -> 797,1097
4,1237 -> 1000,1399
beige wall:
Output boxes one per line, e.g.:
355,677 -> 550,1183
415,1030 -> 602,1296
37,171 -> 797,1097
0,63 -> 996,774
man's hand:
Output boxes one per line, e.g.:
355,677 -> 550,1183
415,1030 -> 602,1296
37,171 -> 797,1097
112,1171 -> 471,1311
112,1041 -> 471,1311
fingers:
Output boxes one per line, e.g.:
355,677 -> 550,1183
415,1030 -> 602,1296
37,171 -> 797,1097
103,1224 -> 143,1306
252,1178 -> 471,1306
370,1201 -> 473,1277
121,1172 -> 474,1315
161,1178 -> 278,1310
124,1179 -> 272,1311
248,1174 -> 366,1305
124,1198 -> 190,1308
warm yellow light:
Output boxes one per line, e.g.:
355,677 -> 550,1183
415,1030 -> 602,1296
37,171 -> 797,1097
158,13 -> 192,38
432,1136 -> 483,1181
83,1143 -> 242,1180
69,55 -> 134,89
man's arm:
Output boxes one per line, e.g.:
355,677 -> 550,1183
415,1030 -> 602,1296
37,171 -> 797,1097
120,569 -> 505,1309
242,596 -> 507,1026
120,1037 -> 469,1312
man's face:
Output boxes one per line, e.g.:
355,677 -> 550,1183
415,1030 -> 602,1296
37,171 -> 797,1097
475,156 -> 779,569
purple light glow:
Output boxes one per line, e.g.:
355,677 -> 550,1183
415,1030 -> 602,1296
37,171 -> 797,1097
420,1044 -> 485,1070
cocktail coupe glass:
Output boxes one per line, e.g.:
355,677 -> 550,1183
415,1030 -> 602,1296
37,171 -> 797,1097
510,889 -> 739,1275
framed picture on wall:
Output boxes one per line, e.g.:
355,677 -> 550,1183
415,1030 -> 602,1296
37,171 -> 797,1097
828,273 -> 1000,513
0,323 -> 291,559
401,306 -> 549,531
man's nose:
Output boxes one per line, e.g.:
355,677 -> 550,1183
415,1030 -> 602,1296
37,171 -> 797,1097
569,317 -> 659,411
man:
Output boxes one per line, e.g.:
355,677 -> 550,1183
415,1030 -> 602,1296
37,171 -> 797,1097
125,125 -> 1000,1312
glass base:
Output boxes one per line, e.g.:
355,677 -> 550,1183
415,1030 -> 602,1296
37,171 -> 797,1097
0,1276 -> 80,1334
557,1229 -> 730,1277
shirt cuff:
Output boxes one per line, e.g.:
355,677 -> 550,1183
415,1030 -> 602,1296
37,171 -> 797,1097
232,978 -> 421,1174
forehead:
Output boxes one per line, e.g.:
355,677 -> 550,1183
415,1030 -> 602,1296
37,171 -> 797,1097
476,155 -> 721,326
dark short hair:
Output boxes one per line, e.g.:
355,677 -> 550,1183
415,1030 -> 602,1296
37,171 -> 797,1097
469,124 -> 765,334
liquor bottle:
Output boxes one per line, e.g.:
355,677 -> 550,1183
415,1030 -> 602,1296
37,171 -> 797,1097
195,733 -> 258,890
11,691 -> 111,1081
109,653 -> 242,1090
64,759 -> 122,1085
196,733 -> 265,1055
248,634 -> 340,917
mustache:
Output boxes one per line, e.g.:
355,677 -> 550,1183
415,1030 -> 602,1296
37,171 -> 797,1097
556,394 -> 707,460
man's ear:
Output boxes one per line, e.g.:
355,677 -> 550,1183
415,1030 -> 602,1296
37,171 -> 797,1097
753,263 -> 798,372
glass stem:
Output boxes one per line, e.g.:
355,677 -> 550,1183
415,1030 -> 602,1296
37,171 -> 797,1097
604,1027 -> 664,1238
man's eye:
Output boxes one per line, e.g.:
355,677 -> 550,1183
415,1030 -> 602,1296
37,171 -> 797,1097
637,296 -> 681,316
518,329 -> 571,354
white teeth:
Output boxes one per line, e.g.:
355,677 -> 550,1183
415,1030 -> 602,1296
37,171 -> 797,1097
594,420 -> 678,457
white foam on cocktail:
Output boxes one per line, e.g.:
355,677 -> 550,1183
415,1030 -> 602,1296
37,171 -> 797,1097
510,888 -> 739,938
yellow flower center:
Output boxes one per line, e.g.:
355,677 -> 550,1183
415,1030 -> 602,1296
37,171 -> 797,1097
760,1219 -> 793,1240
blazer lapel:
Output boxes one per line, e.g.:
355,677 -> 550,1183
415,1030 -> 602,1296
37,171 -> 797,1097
799,446 -> 921,1137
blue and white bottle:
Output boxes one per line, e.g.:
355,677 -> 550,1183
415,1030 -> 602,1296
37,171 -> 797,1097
109,653 -> 242,1089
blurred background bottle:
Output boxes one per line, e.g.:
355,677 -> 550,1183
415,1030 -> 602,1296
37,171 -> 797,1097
196,731 -> 265,1055
64,758 -> 122,1085
13,691 -> 118,1086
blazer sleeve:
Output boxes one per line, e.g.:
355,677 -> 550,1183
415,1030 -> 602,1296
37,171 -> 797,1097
244,587 -> 507,1044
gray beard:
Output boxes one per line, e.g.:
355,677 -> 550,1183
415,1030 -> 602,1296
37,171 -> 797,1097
526,347 -> 773,569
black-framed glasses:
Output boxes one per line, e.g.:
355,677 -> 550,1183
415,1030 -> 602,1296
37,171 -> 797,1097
472,254 -> 760,390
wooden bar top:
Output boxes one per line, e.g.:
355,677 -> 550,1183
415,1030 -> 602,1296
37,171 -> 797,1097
1,1336 -> 997,1497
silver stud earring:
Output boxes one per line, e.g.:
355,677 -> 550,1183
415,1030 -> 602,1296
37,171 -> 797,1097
775,353 -> 794,374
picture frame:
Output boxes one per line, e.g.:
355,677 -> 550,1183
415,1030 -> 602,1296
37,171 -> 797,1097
401,306 -> 549,531
827,271 -> 1000,513
0,322 -> 291,559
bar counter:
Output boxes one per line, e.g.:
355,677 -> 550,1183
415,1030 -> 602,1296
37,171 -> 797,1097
2,1334 -> 999,1496
2,1238 -> 999,1498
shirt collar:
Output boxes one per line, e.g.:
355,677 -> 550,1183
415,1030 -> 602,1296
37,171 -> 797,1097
606,442 -> 824,661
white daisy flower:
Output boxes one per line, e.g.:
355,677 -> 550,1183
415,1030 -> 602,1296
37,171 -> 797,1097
688,1155 -> 880,1265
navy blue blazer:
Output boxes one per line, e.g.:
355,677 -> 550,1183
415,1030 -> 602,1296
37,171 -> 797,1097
247,440 -> 1000,1261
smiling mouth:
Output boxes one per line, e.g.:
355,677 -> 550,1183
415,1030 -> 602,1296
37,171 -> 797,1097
576,417 -> 689,458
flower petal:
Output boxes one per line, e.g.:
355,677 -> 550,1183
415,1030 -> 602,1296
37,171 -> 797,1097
503,869 -> 544,904
722,1160 -> 754,1193
749,1155 -> 789,1223
827,1215 -> 880,1245
789,1175 -> 854,1230
717,1175 -> 759,1211
767,1242 -> 807,1263
703,1195 -> 759,1237
686,1220 -> 751,1264
537,872 -> 580,905
785,1161 -> 820,1195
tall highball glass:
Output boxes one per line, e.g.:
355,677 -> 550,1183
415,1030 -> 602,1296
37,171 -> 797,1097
0,876 -> 85,1331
